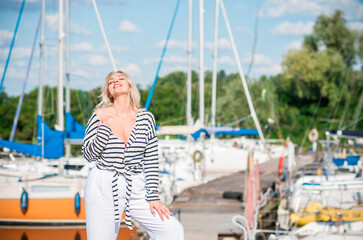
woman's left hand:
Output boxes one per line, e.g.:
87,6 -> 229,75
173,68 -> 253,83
149,200 -> 172,221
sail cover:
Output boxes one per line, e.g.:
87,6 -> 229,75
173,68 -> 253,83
0,115 -> 64,159
65,112 -> 86,139
191,127 -> 259,140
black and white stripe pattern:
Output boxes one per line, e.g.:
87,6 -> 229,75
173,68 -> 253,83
82,109 -> 160,230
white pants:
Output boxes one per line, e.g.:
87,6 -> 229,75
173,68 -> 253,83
85,166 -> 184,240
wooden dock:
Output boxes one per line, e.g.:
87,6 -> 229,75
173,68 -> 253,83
167,152 -> 317,240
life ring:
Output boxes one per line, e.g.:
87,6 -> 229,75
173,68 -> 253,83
308,128 -> 319,142
191,150 -> 203,162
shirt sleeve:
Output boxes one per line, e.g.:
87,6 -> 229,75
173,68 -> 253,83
143,112 -> 160,201
82,112 -> 112,162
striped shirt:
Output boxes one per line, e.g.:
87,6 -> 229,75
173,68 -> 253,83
82,108 -> 159,230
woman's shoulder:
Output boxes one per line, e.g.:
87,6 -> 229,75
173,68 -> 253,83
95,107 -> 112,120
137,108 -> 155,120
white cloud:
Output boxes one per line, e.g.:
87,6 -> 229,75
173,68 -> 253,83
154,39 -> 187,49
71,23 -> 92,35
142,55 -> 196,65
0,66 -> 25,79
71,42 -> 94,52
285,40 -> 302,50
348,22 -> 363,31
255,64 -> 282,76
100,45 -> 131,53
70,0 -> 136,8
81,54 -> 109,66
0,47 -> 32,60
243,54 -> 275,66
45,14 -> 58,32
262,0 -> 323,17
46,14 -> 91,34
121,63 -> 142,76
167,56 -> 188,64
71,69 -> 91,79
218,56 -> 235,66
0,30 -> 13,46
118,20 -> 141,33
142,57 -> 158,65
236,26 -> 254,35
12,60 -> 27,67
272,21 -> 314,36
205,38 -> 232,50
261,0 -> 363,20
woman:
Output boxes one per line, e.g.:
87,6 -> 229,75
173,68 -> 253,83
82,71 -> 184,240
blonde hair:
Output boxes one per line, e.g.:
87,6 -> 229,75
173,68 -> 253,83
95,71 -> 140,110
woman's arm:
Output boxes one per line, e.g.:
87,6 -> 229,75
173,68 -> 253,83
82,112 -> 111,162
143,112 -> 160,201
143,112 -> 173,221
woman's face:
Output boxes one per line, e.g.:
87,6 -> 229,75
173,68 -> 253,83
108,72 -> 130,99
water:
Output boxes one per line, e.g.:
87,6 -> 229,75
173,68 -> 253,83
0,226 -> 139,240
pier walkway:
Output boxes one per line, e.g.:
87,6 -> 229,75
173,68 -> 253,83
168,152 -> 317,240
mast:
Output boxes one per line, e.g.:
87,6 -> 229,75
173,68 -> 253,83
56,0 -> 64,131
211,0 -> 219,130
38,0 -> 45,117
38,0 -> 45,158
57,0 -> 65,175
220,0 -> 265,144
199,0 -> 204,127
65,0 -> 71,159
186,0 -> 193,126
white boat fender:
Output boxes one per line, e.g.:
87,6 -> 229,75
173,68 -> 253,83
191,150 -> 203,162
20,188 -> 28,214
74,192 -> 81,215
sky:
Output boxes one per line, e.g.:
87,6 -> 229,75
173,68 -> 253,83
0,0 -> 362,97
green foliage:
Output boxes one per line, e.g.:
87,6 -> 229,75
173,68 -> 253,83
307,10 -> 357,63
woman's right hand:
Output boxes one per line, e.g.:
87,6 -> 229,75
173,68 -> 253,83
95,109 -> 111,127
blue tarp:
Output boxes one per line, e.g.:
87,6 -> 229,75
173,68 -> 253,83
0,115 -> 64,159
65,112 -> 86,139
191,127 -> 259,140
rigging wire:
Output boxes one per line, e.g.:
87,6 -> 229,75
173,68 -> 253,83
145,0 -> 181,110
9,16 -> 41,142
351,86 -> 363,130
329,66 -> 352,130
338,74 -> 358,129
324,62 -> 350,131
225,115 -> 251,127
245,7 -> 260,79
0,0 -> 26,96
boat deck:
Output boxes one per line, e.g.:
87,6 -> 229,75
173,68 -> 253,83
166,152 -> 317,240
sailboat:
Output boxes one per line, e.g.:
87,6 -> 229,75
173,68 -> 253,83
0,0 -> 101,226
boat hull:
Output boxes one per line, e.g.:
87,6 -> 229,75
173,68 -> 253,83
0,198 -> 85,224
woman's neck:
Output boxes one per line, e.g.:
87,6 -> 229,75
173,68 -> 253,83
112,95 -> 134,116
